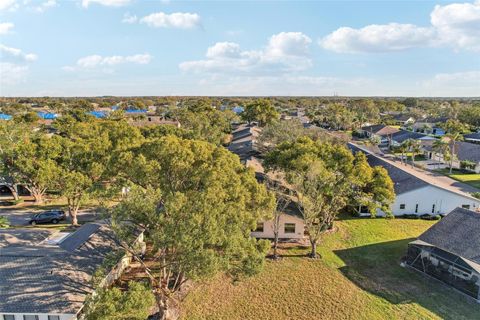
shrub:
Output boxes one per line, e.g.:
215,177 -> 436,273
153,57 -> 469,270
0,216 -> 10,228
84,281 -> 155,320
401,214 -> 419,219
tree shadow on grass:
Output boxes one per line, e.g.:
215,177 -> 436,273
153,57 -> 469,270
334,239 -> 480,320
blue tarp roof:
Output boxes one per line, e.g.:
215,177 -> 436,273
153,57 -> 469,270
0,113 -> 12,120
111,105 -> 119,111
37,112 -> 58,119
125,109 -> 147,114
233,106 -> 244,114
88,111 -> 107,118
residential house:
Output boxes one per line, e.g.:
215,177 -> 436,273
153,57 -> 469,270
424,141 -> 480,173
413,116 -> 448,136
245,157 -> 305,240
349,143 -> 480,216
251,201 -> 305,240
0,222 -> 144,320
389,130 -> 435,147
360,125 -> 400,145
228,124 -> 262,162
392,114 -> 415,126
405,207 -> 480,301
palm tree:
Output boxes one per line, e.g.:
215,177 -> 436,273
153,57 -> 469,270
409,139 -> 422,167
446,132 -> 463,173
432,139 -> 449,170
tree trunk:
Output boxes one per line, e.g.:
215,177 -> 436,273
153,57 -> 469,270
30,189 -> 44,204
309,240 -> 318,259
6,185 -> 18,201
449,142 -> 455,174
273,232 -> 279,258
68,198 -> 80,226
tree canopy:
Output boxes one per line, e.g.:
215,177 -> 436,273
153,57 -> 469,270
111,135 -> 275,316
264,137 -> 394,257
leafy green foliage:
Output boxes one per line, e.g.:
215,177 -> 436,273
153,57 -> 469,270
264,137 -> 395,257
171,106 -> 236,145
84,281 -> 155,320
111,135 -> 274,314
0,216 -> 9,228
241,99 -> 279,126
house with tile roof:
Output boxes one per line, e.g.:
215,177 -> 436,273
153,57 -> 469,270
389,130 -> 435,147
360,125 -> 400,145
0,222 -> 143,320
349,143 -> 480,216
424,140 -> 480,173
405,207 -> 480,301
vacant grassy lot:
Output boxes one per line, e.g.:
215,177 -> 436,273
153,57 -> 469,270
180,217 -> 480,320
436,168 -> 480,189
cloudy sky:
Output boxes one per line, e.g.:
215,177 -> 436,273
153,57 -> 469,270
0,0 -> 479,96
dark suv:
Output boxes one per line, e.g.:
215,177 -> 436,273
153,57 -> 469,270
29,210 -> 66,225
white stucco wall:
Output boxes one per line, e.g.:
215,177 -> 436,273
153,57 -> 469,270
0,313 -> 75,320
251,214 -> 304,239
381,185 -> 480,216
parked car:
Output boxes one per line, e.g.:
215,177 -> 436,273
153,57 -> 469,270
29,210 -> 66,225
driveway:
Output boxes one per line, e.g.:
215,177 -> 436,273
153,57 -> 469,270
0,208 -> 101,226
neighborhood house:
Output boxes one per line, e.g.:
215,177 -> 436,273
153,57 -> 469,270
0,223 -> 143,320
405,207 -> 480,301
350,144 -> 480,216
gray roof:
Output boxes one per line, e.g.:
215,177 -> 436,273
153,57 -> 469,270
349,144 -> 429,194
0,222 -> 122,314
390,130 -> 432,144
420,116 -> 449,124
418,207 -> 480,265
229,125 -> 262,161
361,125 -> 399,136
393,114 -> 414,122
464,132 -> 480,141
453,141 -> 480,163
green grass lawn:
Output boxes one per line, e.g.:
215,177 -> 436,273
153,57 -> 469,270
180,217 -> 480,320
436,168 -> 480,189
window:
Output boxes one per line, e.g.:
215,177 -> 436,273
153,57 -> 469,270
3,315 -> 15,320
415,204 -> 419,213
432,204 -> 436,213
48,316 -> 60,320
399,204 -> 406,210
284,223 -> 296,234
462,204 -> 471,210
23,316 -> 38,320
255,222 -> 264,232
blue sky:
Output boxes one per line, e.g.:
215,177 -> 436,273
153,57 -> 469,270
0,0 -> 479,96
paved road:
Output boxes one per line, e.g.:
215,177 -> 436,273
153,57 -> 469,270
0,208 -> 100,226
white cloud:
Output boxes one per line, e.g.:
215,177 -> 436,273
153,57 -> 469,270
180,32 -> 312,74
0,22 -> 14,34
81,0 -> 131,8
320,23 -> 434,53
0,62 -> 29,86
140,12 -> 201,29
64,53 -> 152,70
122,12 -> 137,24
320,0 -> 480,53
0,44 -> 38,62
266,32 -> 312,57
422,70 -> 480,96
431,0 -> 480,51
0,0 -> 18,11
30,0 -> 56,13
